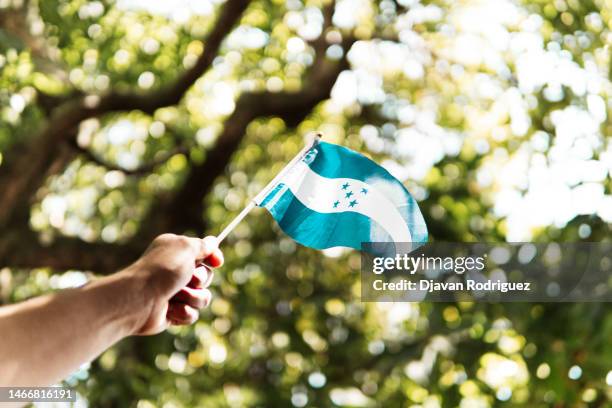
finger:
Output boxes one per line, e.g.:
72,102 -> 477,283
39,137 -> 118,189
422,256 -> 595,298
202,267 -> 214,288
167,303 -> 200,325
204,247 -> 224,268
185,235 -> 218,261
188,265 -> 205,288
171,287 -> 212,309
189,265 -> 214,288
201,236 -> 219,260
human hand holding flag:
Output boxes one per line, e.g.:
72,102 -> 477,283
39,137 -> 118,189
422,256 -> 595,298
0,135 -> 426,388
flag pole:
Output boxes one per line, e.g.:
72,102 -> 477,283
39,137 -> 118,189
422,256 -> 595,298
216,133 -> 322,244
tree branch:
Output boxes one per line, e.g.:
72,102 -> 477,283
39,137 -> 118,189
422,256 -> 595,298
1,1 -> 355,273
0,0 -> 250,231
136,20 -> 355,241
67,140 -> 189,176
0,0 -> 68,81
0,228 -> 145,273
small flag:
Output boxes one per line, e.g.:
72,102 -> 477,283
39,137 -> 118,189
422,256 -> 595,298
254,139 -> 428,253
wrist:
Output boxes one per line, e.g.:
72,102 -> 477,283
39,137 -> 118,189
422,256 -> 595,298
98,266 -> 155,337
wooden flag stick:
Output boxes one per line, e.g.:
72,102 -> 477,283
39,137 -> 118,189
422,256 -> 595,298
216,133 -> 322,244
216,200 -> 256,243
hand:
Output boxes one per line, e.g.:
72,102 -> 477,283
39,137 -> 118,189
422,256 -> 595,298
126,234 -> 224,335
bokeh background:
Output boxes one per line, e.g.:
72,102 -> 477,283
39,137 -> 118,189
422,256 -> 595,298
1,0 -> 611,406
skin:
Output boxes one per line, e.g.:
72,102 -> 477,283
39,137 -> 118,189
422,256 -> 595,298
0,234 -> 223,387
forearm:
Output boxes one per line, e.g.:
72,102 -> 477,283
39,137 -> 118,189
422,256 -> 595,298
0,269 -> 149,386
0,234 -> 221,386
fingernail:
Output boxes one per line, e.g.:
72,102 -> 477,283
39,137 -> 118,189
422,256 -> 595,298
203,236 -> 218,251
203,289 -> 212,307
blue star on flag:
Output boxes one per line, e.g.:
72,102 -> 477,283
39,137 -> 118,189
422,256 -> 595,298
361,188 -> 368,194
333,200 -> 340,208
349,199 -> 358,207
341,182 -> 350,190
345,191 -> 353,198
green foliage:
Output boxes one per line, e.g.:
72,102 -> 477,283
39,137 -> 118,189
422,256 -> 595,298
1,0 -> 611,406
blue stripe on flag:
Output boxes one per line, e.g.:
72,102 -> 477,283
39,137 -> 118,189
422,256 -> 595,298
308,141 -> 393,181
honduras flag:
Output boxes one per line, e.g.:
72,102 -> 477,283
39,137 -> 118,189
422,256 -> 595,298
255,138 -> 428,254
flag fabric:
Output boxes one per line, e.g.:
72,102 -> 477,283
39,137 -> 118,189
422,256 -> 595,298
255,140 -> 428,254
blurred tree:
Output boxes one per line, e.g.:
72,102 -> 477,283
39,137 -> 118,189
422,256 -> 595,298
0,0 -> 610,406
